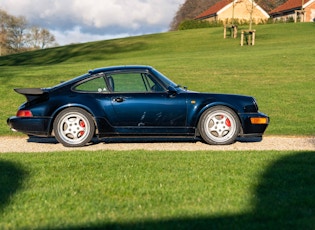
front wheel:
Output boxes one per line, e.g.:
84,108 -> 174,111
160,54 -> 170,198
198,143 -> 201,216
198,106 -> 240,145
53,108 -> 95,147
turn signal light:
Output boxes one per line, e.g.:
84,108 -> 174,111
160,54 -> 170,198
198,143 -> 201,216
250,117 -> 268,124
16,110 -> 33,117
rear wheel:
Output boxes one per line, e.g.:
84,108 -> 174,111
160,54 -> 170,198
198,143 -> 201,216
198,106 -> 240,145
53,108 -> 95,147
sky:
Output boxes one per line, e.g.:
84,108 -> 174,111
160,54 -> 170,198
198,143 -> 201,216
0,0 -> 185,45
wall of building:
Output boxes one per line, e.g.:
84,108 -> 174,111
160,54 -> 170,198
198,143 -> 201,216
203,0 -> 269,24
305,1 -> 315,21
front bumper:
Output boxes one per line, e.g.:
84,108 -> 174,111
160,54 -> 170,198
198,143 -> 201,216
7,116 -> 52,137
239,112 -> 269,136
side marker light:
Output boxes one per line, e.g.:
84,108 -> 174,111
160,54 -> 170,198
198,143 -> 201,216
250,117 -> 268,124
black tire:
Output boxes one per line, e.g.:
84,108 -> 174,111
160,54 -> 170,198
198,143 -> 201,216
198,106 -> 240,145
53,108 -> 95,147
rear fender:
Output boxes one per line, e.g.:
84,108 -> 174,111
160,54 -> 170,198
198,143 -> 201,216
49,104 -> 98,135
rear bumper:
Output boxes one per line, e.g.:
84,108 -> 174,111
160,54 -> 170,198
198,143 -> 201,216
7,116 -> 51,137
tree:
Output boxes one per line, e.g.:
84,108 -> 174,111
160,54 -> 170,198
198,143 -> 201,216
6,15 -> 28,53
26,27 -> 56,49
0,9 -> 11,55
39,29 -> 56,49
0,8 -> 58,56
25,26 -> 42,49
169,0 -> 220,31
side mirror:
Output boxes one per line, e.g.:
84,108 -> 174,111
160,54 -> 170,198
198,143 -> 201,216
167,85 -> 177,97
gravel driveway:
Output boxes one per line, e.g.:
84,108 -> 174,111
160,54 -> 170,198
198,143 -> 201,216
0,136 -> 314,153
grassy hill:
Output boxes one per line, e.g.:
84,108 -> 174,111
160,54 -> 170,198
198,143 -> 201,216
0,23 -> 314,229
0,23 -> 314,136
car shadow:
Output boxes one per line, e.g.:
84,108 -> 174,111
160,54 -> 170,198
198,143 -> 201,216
27,136 -> 59,144
27,136 -> 262,145
0,160 -> 27,214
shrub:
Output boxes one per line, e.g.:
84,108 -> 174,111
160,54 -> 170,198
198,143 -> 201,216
178,20 -> 223,30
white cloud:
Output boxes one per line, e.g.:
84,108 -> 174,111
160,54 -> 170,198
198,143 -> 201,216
51,26 -> 131,45
0,0 -> 184,45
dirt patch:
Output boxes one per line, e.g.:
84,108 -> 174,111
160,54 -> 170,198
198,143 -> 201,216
0,136 -> 314,153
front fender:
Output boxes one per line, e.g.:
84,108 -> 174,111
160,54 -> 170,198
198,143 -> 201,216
187,101 -> 241,127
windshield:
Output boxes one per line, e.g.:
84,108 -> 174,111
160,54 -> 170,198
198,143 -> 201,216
150,68 -> 178,88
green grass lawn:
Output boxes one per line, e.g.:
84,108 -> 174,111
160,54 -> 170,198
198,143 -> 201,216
1,150 -> 314,229
0,23 -> 314,229
0,23 -> 314,136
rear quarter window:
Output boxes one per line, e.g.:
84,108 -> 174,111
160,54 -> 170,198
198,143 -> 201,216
74,76 -> 107,92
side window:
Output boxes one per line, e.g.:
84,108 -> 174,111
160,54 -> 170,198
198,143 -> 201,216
107,72 -> 165,92
74,76 -> 107,92
107,73 -> 148,92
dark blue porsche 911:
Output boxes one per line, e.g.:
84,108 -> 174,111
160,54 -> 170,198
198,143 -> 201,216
7,65 -> 269,147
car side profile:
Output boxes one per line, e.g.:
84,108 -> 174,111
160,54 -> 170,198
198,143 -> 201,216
7,65 -> 269,147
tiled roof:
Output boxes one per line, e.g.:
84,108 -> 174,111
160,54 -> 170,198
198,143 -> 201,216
195,0 -> 232,19
269,0 -> 312,14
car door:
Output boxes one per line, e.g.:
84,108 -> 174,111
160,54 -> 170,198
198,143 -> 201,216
106,71 -> 187,132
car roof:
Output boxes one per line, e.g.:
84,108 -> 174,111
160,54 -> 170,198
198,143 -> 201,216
89,65 -> 152,75
48,65 -> 154,91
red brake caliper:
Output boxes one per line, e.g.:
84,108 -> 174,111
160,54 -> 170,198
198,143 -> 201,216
225,118 -> 231,127
79,120 -> 85,136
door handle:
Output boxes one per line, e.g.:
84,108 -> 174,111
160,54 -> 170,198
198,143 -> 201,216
113,97 -> 124,103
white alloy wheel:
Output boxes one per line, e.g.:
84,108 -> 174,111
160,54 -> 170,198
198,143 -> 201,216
198,106 -> 240,145
53,108 -> 95,147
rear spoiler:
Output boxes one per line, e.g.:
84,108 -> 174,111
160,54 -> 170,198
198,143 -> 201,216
14,88 -> 48,102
